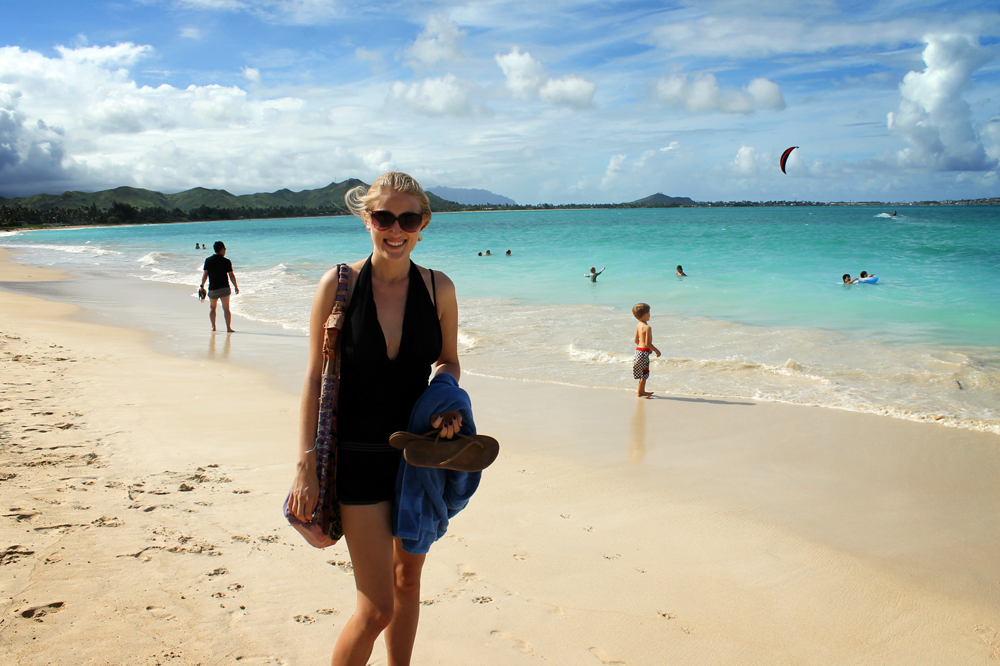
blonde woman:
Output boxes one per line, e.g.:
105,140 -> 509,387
287,172 -> 461,666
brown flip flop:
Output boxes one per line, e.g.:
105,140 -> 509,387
389,430 -> 499,472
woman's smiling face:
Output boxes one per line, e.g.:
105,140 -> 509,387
366,190 -> 424,261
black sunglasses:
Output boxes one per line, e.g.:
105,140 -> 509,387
369,210 -> 424,233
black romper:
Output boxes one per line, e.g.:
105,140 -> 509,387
336,256 -> 442,505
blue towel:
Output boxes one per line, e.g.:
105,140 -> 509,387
393,372 -> 482,554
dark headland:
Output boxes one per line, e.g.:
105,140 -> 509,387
1,180 -> 997,229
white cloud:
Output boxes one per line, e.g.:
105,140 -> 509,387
747,78 -> 785,110
404,15 -> 466,70
355,47 -> 385,74
180,26 -> 203,39
175,0 -> 247,10
654,72 -> 784,114
636,142 -> 680,167
495,48 -> 546,99
646,13 -> 1000,58
363,149 -> 393,172
386,74 -> 474,117
983,116 -> 1000,162
0,83 -> 78,195
601,153 -> 626,187
539,76 -> 595,109
174,0 -> 341,24
0,43 -> 320,195
734,144 -> 758,175
243,67 -> 261,84
887,34 -> 996,171
54,43 -> 153,67
495,48 -> 595,108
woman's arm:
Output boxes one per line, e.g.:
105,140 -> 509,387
429,270 -> 463,438
431,270 -> 460,383
287,266 -> 342,522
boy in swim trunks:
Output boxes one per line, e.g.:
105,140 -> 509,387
632,303 -> 661,398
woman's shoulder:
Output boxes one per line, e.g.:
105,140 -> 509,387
415,264 -> 455,291
318,259 -> 367,296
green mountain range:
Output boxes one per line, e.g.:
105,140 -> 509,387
0,179 -> 463,213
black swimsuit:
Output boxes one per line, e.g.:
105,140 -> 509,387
336,256 -> 442,505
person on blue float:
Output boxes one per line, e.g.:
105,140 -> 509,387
287,171 -> 461,666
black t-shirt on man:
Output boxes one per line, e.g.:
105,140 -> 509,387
203,254 -> 233,291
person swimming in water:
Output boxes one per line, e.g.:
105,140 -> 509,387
676,265 -> 687,277
843,273 -> 857,284
585,266 -> 606,282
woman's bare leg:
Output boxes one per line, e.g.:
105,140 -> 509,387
385,538 -> 426,666
332,502 -> 395,666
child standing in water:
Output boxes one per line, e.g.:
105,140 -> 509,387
632,303 -> 661,398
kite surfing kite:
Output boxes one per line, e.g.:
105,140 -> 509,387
780,146 -> 798,174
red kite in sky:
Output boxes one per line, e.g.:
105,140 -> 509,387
780,146 -> 798,174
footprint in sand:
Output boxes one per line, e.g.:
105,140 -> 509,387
293,615 -> 315,624
4,510 -> 40,522
316,608 -> 338,615
513,552 -> 528,561
20,601 -> 65,621
207,567 -> 229,577
472,596 -> 492,604
327,560 -> 354,575
90,516 -> 123,527
146,606 -> 177,621
589,646 -> 626,664
1,546 -> 35,565
490,630 -> 534,655
658,611 -> 675,619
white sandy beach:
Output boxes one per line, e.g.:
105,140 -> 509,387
1,247 -> 999,665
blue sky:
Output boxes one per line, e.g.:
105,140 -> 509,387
0,0 -> 998,203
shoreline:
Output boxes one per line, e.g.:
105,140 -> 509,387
2,247 -> 999,663
3,242 -> 998,436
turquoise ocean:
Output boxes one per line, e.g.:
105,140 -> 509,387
3,205 -> 999,433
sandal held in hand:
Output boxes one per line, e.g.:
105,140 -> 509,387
389,430 -> 499,472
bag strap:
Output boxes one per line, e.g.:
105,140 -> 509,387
322,264 -> 350,374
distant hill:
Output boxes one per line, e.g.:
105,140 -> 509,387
0,178 -> 466,213
631,193 -> 696,207
427,186 -> 516,206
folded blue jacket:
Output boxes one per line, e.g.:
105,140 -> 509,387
393,372 -> 481,554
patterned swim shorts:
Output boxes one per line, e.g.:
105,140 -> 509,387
633,348 -> 650,380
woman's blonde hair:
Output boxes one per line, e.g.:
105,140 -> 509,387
345,171 -> 432,229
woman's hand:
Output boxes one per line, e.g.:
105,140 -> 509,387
431,411 -> 463,439
288,463 -> 319,523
